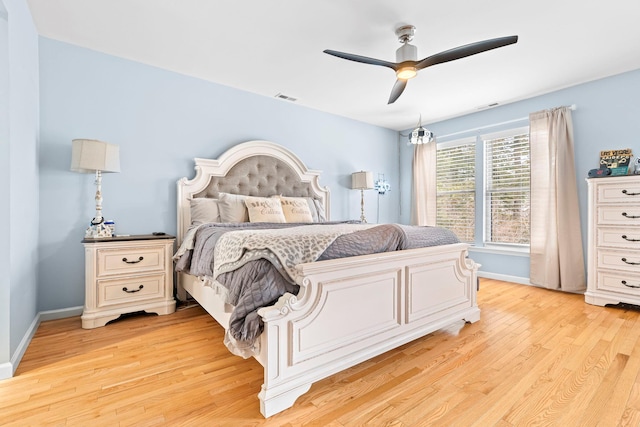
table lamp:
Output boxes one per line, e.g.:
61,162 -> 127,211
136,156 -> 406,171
70,139 -> 120,238
351,171 -> 374,223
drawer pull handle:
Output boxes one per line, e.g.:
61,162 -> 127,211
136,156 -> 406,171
621,281 -> 640,289
622,212 -> 640,219
621,258 -> 640,265
122,256 -> 144,264
122,285 -> 144,293
621,235 -> 640,242
622,189 -> 640,196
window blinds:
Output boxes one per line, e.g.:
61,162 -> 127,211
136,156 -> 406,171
436,141 -> 476,242
483,131 -> 530,244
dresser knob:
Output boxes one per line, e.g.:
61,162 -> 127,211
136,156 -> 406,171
621,258 -> 640,265
621,235 -> 640,242
622,189 -> 640,196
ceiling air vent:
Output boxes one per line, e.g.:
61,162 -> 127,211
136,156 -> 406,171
275,93 -> 297,102
477,102 -> 500,110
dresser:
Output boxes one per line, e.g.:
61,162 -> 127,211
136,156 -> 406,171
81,234 -> 176,328
586,176 -> 640,306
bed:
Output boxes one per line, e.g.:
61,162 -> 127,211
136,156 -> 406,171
175,140 -> 480,417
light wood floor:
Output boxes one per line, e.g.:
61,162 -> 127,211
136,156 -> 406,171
3,279 -> 640,426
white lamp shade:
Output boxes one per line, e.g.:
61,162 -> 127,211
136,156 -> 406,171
351,171 -> 374,190
70,139 -> 120,173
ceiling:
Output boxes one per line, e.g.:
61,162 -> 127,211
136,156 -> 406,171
26,0 -> 640,131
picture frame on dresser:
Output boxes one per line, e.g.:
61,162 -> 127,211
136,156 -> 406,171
81,234 -> 176,328
586,175 -> 640,307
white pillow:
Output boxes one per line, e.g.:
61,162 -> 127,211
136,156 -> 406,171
190,198 -> 221,225
218,192 -> 249,222
279,196 -> 314,223
244,196 -> 286,223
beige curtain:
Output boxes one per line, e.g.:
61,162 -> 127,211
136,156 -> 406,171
529,107 -> 586,291
411,142 -> 437,226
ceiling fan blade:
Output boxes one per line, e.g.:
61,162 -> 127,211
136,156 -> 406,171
388,79 -> 407,104
323,49 -> 398,70
416,35 -> 518,70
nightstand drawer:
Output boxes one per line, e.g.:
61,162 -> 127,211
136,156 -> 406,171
597,271 -> 640,295
97,246 -> 165,276
97,274 -> 165,307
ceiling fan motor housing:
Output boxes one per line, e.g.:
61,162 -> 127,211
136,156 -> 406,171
396,42 -> 417,62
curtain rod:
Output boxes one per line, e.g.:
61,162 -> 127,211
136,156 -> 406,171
435,104 -> 577,141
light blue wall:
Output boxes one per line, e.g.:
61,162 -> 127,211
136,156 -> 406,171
400,68 -> 640,280
1,0 -> 39,377
0,0 -> 9,376
38,38 -> 400,311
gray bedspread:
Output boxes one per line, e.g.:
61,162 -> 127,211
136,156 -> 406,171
174,221 -> 459,356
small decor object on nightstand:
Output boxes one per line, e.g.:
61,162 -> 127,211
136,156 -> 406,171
81,234 -> 176,328
70,139 -> 120,238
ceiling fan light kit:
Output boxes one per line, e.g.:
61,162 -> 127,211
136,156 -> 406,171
396,66 -> 417,80
324,25 -> 518,104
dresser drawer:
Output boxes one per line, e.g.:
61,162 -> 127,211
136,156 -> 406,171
97,274 -> 165,307
597,226 -> 640,249
597,206 -> 640,226
97,245 -> 165,276
598,181 -> 640,203
597,271 -> 640,295
597,248 -> 640,272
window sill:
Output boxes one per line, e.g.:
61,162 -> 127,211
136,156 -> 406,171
468,245 -> 529,257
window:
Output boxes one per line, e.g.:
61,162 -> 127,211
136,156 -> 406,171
436,138 -> 476,242
435,127 -> 530,248
483,128 -> 530,245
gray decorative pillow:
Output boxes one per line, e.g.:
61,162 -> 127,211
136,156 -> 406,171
190,198 -> 220,225
305,197 -> 327,222
218,192 -> 249,223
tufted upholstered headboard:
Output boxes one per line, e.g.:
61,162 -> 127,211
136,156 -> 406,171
176,140 -> 330,244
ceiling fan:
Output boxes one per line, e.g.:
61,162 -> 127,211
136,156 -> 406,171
324,25 -> 518,104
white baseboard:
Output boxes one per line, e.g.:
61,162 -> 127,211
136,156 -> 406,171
39,306 -> 83,322
478,271 -> 532,286
1,306 -> 83,380
0,362 -> 12,380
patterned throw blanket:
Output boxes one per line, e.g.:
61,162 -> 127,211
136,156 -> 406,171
213,223 -> 375,284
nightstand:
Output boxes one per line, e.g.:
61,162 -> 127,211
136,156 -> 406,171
81,234 -> 176,328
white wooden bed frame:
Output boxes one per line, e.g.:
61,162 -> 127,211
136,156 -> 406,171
176,140 -> 480,417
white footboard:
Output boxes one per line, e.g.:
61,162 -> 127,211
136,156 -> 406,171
256,242 -> 479,417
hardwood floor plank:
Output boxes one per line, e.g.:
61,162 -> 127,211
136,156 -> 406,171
3,280 -> 640,426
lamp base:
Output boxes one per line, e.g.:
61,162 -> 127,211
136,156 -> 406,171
85,222 -> 112,239
360,189 -> 367,223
